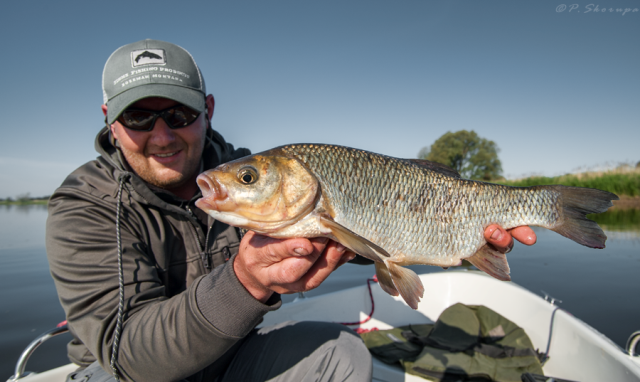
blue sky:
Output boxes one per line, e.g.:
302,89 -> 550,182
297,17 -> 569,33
1,1 -> 638,198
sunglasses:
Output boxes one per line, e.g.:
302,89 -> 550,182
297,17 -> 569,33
118,104 -> 201,131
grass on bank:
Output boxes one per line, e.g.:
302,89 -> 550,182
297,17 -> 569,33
0,193 -> 50,205
497,166 -> 640,197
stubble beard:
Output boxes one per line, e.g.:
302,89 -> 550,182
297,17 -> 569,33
120,142 -> 204,191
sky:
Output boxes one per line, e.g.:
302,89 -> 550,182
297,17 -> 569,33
0,1 -> 638,199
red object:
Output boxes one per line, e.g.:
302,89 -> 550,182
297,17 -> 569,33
337,275 -> 378,327
57,320 -> 68,328
354,327 -> 379,334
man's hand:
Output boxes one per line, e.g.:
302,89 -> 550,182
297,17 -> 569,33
484,225 -> 537,253
233,231 -> 355,303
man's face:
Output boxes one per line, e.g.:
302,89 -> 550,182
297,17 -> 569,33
108,97 -> 210,193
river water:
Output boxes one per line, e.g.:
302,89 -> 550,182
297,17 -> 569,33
1,204 -> 639,378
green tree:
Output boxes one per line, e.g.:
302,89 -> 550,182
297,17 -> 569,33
418,130 -> 502,180
17,193 -> 31,204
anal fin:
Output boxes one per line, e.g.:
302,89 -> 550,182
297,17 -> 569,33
386,261 -> 424,309
375,262 -> 399,297
466,245 -> 511,281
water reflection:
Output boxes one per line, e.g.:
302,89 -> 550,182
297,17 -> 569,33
0,203 -> 48,214
0,204 -> 49,250
588,208 -> 640,233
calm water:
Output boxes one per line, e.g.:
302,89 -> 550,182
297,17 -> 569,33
1,204 -> 639,378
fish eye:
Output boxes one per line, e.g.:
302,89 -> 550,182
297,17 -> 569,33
237,167 -> 258,185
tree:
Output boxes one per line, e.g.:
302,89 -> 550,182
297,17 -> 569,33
417,130 -> 502,181
17,193 -> 31,204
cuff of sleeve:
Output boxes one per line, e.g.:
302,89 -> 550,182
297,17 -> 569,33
195,255 -> 281,338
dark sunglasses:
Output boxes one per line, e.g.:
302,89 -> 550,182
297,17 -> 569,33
118,104 -> 201,131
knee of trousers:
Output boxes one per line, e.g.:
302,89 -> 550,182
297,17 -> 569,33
258,321 -> 372,365
301,322 -> 373,376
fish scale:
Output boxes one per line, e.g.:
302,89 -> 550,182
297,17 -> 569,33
281,144 -> 560,264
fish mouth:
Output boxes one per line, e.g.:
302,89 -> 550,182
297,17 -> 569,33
196,173 -> 233,213
196,173 -> 227,201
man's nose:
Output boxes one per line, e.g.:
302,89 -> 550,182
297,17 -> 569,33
149,117 -> 176,145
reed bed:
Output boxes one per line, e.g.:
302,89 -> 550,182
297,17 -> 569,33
498,166 -> 640,197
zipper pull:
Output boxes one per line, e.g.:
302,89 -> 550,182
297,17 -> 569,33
202,252 -> 212,271
222,247 -> 230,262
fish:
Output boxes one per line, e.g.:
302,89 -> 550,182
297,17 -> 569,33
195,144 -> 618,309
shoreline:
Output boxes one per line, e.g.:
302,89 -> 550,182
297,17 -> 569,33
611,195 -> 640,210
0,199 -> 49,206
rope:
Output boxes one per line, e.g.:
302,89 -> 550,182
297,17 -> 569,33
338,275 -> 378,328
542,305 -> 561,364
110,174 -> 129,381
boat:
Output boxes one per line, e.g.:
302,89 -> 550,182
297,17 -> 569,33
8,270 -> 640,382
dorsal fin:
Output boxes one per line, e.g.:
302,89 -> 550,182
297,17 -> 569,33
408,159 -> 461,178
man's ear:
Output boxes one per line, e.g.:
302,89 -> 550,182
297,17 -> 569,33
205,94 -> 215,120
102,104 -> 118,139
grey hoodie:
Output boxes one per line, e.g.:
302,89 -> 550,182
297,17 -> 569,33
46,126 -> 281,382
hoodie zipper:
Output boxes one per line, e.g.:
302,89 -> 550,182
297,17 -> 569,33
184,205 -> 211,271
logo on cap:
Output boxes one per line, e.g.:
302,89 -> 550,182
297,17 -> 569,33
131,49 -> 166,67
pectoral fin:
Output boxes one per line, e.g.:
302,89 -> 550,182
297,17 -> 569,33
319,216 -> 390,262
318,216 -> 424,309
467,245 -> 511,281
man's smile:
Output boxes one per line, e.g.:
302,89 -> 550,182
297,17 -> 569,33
154,151 -> 180,158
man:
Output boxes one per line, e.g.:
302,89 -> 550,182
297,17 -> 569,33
46,39 -> 536,382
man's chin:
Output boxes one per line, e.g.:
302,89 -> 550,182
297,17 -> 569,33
128,157 -> 202,194
138,168 -> 189,190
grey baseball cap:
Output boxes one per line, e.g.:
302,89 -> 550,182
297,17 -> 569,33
102,39 -> 207,124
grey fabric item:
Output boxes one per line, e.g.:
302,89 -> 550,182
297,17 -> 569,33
66,361 -> 190,382
218,321 -> 373,382
195,259 -> 282,337
65,322 -> 371,382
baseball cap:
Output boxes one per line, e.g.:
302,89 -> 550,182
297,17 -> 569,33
102,39 -> 207,124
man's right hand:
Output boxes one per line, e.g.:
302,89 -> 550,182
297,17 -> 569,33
233,231 -> 355,303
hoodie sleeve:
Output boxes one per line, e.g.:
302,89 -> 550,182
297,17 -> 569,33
46,187 -> 280,382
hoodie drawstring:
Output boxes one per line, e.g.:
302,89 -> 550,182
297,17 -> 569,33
111,173 -> 130,381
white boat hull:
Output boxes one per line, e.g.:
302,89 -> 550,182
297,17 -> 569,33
11,271 -> 640,381
261,270 -> 640,382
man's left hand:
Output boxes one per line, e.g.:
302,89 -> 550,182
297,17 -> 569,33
484,225 -> 537,254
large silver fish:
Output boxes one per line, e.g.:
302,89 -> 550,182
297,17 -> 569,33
195,144 -> 618,309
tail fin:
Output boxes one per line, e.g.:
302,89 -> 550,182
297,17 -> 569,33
549,186 -> 618,249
